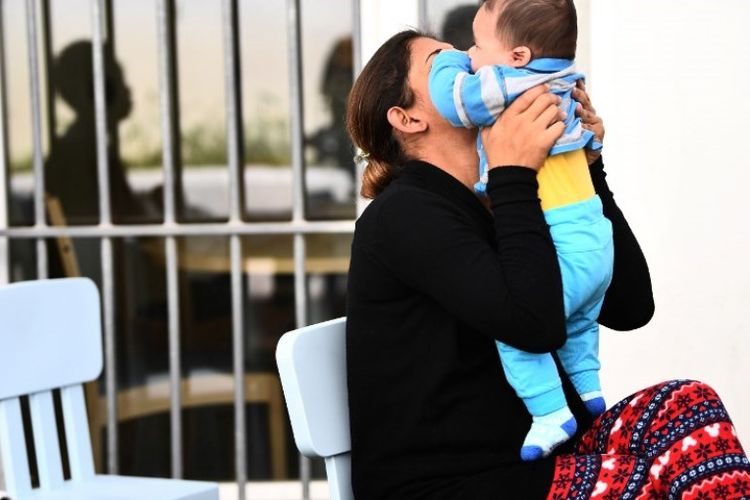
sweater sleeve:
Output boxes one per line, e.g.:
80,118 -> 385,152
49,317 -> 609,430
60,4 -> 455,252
590,157 -> 655,330
428,50 -> 508,128
374,167 -> 566,353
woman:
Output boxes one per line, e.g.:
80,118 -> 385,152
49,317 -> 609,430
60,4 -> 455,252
345,30 -> 750,499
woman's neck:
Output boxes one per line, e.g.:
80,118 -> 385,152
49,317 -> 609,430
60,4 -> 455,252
416,128 -> 479,191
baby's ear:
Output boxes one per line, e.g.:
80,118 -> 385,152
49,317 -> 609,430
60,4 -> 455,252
510,46 -> 532,67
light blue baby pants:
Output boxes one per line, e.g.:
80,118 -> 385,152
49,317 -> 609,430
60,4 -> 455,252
496,195 -> 614,416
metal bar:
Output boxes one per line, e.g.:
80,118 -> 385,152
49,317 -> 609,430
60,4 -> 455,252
92,0 -> 111,225
101,236 -> 117,473
26,0 -> 48,279
286,0 -> 306,224
157,0 -> 183,478
35,239 -> 47,278
0,0 -> 11,286
293,233 -> 310,498
40,0 -> 55,287
165,235 -> 181,478
0,220 -> 356,238
157,0 -> 181,225
92,0 -> 118,474
223,0 -> 245,224
352,0 -> 362,77
418,0 -> 428,32
222,0 -> 246,497
286,0 -> 310,493
230,235 -> 245,500
352,0 -> 368,217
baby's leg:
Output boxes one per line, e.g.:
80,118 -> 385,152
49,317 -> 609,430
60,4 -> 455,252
550,200 -> 614,417
556,251 -> 611,416
496,342 -> 576,461
557,311 -> 606,417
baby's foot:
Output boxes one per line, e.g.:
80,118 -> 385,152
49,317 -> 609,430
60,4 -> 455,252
520,406 -> 577,461
581,391 -> 606,418
570,371 -> 606,418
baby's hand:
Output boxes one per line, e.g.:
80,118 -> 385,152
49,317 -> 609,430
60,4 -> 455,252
573,81 -> 604,165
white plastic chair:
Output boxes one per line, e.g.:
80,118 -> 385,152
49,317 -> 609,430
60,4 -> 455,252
0,278 -> 218,500
276,318 -> 353,500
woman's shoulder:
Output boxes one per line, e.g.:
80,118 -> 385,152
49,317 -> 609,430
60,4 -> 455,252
359,178 -> 460,231
355,182 -> 424,239
355,160 -> 492,249
370,161 -> 477,214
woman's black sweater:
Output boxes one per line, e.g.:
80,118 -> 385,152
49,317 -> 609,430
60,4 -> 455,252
346,158 -> 654,499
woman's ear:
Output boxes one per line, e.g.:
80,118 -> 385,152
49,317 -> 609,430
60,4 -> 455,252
386,106 -> 428,135
510,46 -> 532,67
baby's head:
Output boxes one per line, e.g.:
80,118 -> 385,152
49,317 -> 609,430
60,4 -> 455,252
469,0 -> 578,72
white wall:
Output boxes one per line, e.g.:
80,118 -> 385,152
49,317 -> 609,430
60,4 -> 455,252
584,0 -> 750,443
360,0 -> 419,65
363,0 -> 750,444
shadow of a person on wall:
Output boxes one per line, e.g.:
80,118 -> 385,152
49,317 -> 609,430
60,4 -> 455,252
45,40 -> 148,227
44,41 -> 173,477
306,36 -> 354,175
44,41 -> 165,370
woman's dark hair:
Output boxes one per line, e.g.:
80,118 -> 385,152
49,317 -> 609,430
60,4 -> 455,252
346,30 -> 422,199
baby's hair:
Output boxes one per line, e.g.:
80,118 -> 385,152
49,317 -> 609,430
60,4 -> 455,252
481,0 -> 578,60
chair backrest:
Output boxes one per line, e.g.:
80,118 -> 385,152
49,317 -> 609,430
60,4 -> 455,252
0,278 -> 102,497
276,317 -> 353,500
0,278 -> 102,399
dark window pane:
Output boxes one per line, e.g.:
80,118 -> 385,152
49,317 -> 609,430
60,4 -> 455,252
6,0 -> 36,228
1,0 -> 358,486
175,1 -> 230,222
301,0 -> 356,220
239,1 -> 293,222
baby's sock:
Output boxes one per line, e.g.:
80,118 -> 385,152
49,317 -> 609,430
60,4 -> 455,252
581,390 -> 606,418
520,406 -> 577,462
569,371 -> 606,418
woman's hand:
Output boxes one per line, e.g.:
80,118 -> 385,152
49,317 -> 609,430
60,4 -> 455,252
573,81 -> 605,165
481,85 -> 565,172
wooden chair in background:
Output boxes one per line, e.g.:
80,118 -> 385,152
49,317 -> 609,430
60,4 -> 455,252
46,195 -> 288,479
85,372 -> 287,479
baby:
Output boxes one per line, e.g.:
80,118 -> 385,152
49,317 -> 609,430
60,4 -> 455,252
429,0 -> 613,461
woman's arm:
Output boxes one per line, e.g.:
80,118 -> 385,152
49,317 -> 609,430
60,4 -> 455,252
375,167 -> 567,354
591,158 -> 655,330
573,84 -> 655,329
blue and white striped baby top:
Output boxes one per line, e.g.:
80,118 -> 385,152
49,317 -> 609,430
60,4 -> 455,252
429,51 -> 600,161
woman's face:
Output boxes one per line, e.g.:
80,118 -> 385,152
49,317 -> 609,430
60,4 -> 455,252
406,37 -> 454,125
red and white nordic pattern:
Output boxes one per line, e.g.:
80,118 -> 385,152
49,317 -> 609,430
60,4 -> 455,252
547,380 -> 750,499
